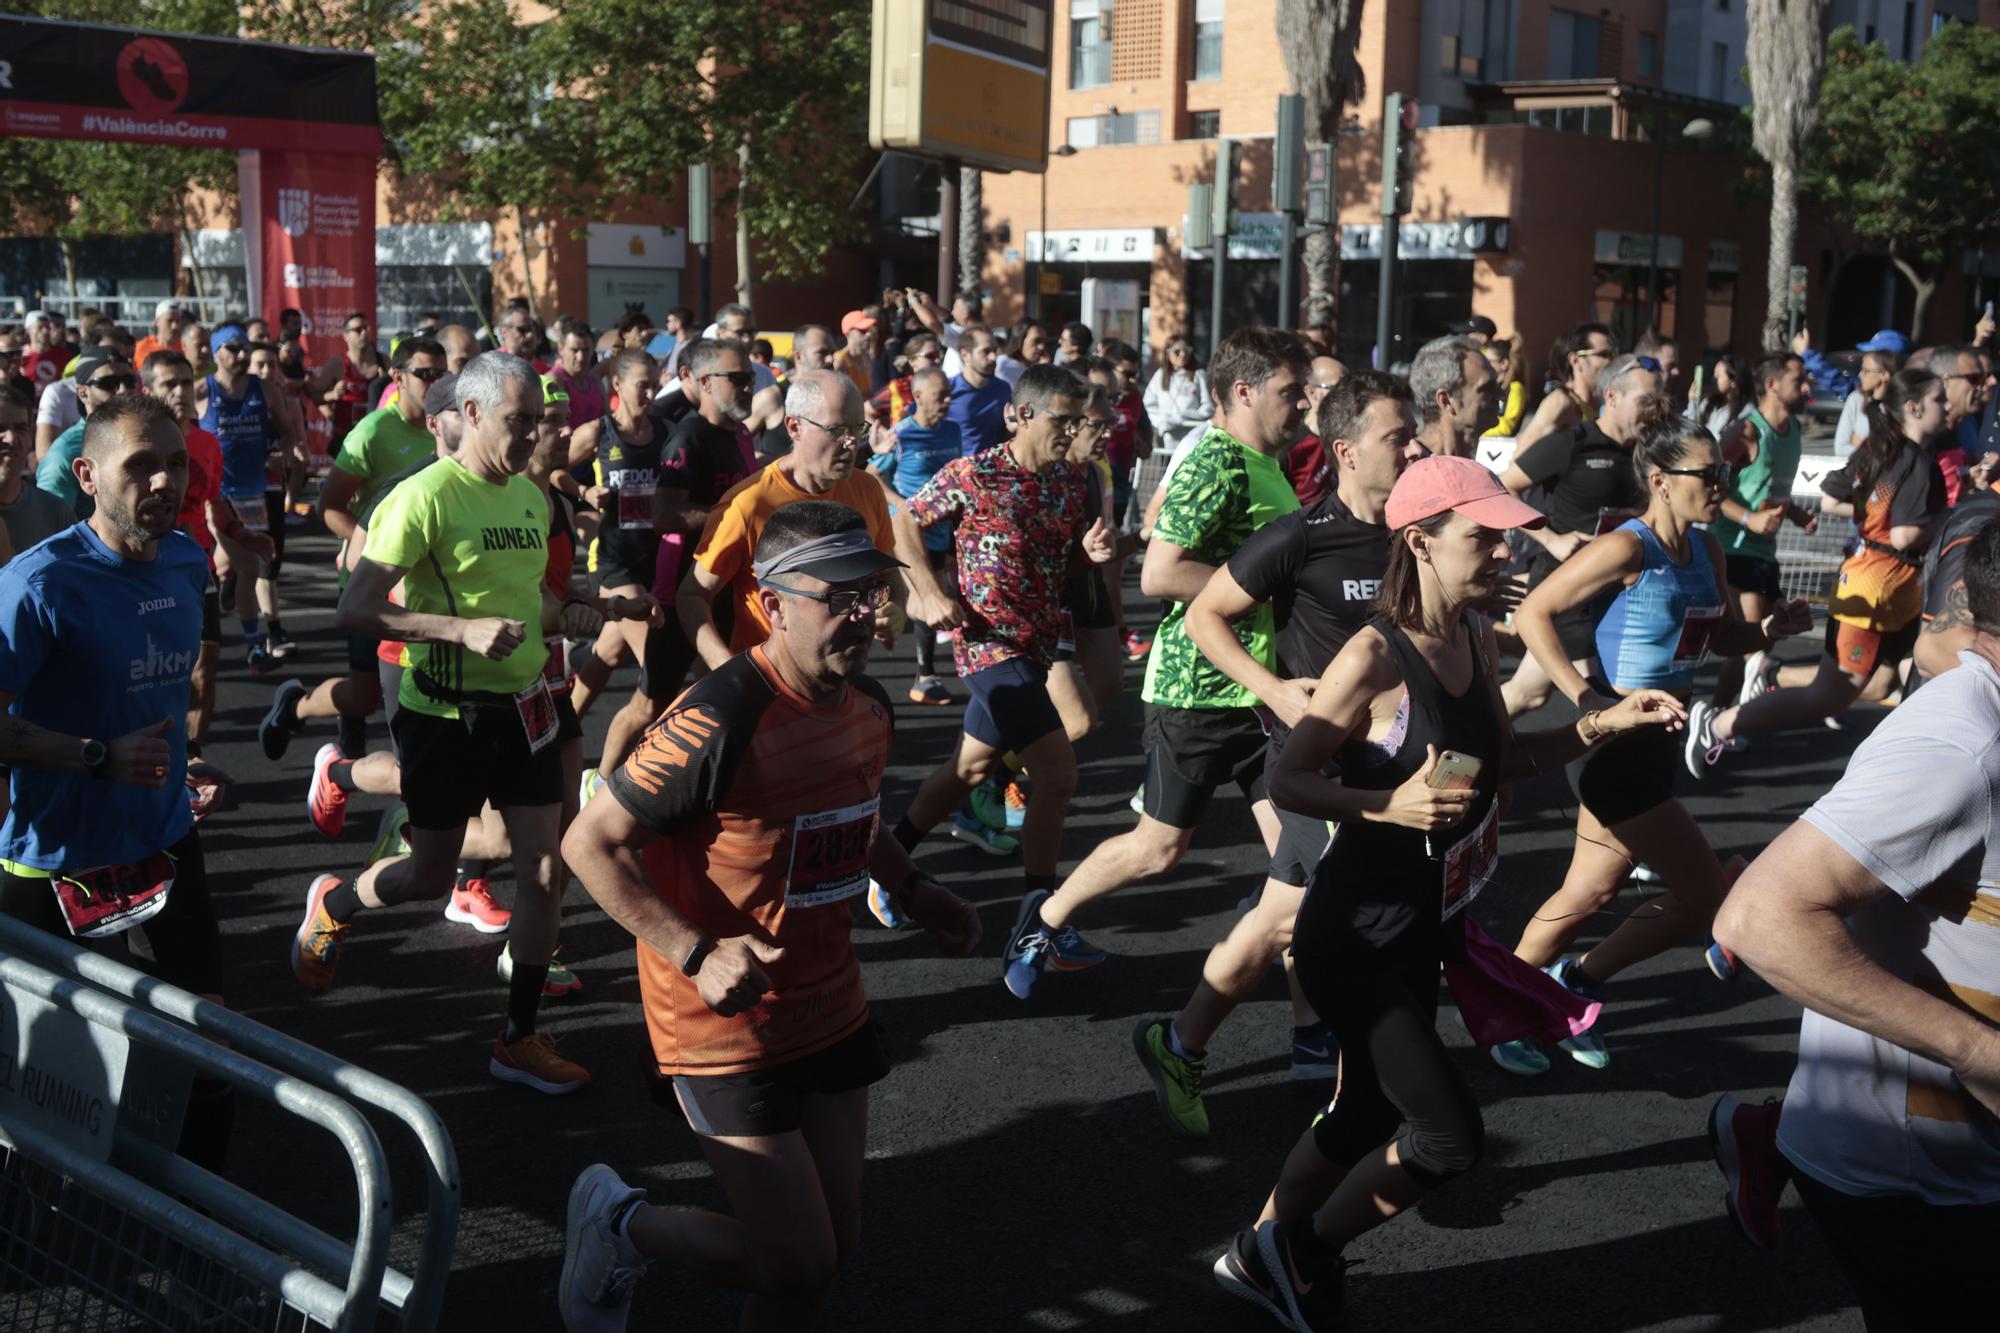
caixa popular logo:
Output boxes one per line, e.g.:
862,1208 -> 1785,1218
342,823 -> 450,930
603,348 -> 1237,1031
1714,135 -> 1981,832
279,188 -> 312,238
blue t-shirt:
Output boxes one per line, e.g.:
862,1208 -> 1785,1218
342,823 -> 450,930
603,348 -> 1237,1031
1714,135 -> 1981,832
35,420 -> 90,519
198,373 -> 275,499
0,524 -> 207,871
947,372 -> 1012,454
878,418 -> 964,553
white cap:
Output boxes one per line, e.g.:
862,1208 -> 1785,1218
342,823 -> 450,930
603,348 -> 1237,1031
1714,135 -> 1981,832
22,310 -> 50,329
155,298 -> 182,320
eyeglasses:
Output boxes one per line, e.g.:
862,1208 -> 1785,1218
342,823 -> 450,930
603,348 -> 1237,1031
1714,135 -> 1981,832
1019,406 -> 1086,434
1580,347 -> 1615,360
86,374 -> 138,393
1661,463 -> 1731,486
702,371 -> 756,389
796,414 -> 867,446
756,578 -> 891,619
345,324 -> 369,335
404,366 -> 446,383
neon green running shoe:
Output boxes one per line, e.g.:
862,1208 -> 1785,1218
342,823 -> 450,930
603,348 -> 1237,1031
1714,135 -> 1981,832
367,804 -> 411,869
1133,1018 -> 1209,1139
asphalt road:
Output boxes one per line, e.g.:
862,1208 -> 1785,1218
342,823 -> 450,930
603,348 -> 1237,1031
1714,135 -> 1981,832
186,525 -> 1868,1332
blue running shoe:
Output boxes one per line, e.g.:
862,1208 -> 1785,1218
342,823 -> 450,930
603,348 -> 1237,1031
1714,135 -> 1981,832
1490,1039 -> 1551,1075
949,812 -> 1019,856
1546,958 -> 1610,1069
1290,1023 -> 1339,1080
1002,889 -> 1054,999
866,878 -> 911,930
1047,922 -> 1108,972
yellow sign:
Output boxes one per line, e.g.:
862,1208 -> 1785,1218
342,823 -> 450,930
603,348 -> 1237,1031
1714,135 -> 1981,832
870,0 -> 1052,174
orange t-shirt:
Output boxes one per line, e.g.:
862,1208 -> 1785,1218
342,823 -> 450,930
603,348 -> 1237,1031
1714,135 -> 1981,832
692,461 -> 894,652
133,335 -> 167,370
609,646 -> 894,1076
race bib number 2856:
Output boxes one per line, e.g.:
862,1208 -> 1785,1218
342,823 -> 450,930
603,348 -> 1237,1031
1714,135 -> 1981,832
785,798 -> 880,909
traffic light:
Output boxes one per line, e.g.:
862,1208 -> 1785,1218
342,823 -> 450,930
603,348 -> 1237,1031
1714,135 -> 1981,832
1274,94 -> 1304,214
1380,93 -> 1417,218
1212,138 -> 1234,237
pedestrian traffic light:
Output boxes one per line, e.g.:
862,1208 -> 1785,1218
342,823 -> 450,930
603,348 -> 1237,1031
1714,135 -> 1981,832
1212,138 -> 1234,238
1274,94 -> 1304,215
1186,183 -> 1214,250
1380,93 -> 1417,219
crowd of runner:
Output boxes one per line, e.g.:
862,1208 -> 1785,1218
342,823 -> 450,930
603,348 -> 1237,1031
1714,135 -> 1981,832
0,292 -> 1992,1333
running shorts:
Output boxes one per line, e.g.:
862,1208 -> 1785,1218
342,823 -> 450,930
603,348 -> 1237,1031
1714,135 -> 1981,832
201,577 -> 222,646
659,1019 -> 889,1138
1062,569 -> 1115,631
1141,704 -> 1269,829
390,703 -> 564,830
1826,615 -> 1920,680
555,691 -> 583,745
1561,677 -> 1680,825
963,659 -> 1064,754
1723,553 -> 1783,602
591,563 -> 654,597
1268,804 -> 1334,887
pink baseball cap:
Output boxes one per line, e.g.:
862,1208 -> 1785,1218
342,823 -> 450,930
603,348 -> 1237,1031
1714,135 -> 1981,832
1385,454 -> 1546,532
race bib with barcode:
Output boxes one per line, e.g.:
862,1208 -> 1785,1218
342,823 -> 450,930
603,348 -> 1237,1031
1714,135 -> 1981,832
785,797 -> 880,909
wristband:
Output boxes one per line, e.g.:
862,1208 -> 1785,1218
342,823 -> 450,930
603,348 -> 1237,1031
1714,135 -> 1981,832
1577,710 -> 1605,745
679,936 -> 715,978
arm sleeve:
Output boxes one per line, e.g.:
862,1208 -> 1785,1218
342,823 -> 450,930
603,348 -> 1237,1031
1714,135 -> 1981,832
1511,428 -> 1575,488
1801,736 -> 1990,901
1227,512 -> 1303,603
0,573 -> 53,698
608,702 -> 731,836
905,458 -> 966,530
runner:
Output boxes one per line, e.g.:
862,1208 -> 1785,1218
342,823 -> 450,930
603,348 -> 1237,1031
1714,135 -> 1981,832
889,364 -> 1111,919
1706,350 -> 1815,708
17,311 -> 71,403
946,326 -> 1013,455
1134,370 -> 1422,1138
867,366 -> 963,705
1912,459 -> 2000,680
1688,367 -> 1949,770
196,323 -> 299,675
1215,455 -> 1681,1333
246,339 -> 312,534
0,391 -> 235,1171
1001,327 -> 1309,1000
1278,356 -> 1345,509
556,501 -> 978,1333
307,311 -> 387,452
0,381 -> 78,555
1409,334 -> 1499,458
1497,352 -> 1661,716
1498,416 -> 1811,1075
1047,381 -> 1127,732
1708,520 -> 2000,1324
1511,322 -> 1613,453
289,351 -> 602,1093
257,337 -> 445,762
37,346 -> 138,516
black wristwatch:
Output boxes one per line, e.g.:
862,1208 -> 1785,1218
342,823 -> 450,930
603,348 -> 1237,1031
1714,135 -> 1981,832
79,738 -> 108,779
679,936 -> 716,978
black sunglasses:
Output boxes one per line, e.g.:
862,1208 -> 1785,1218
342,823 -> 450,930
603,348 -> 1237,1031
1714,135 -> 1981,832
1662,463 -> 1730,486
404,366 -> 446,383
703,371 -> 755,388
86,374 -> 138,393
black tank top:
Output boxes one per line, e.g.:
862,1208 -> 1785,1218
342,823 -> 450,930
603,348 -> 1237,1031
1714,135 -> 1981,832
1298,613 -> 1504,952
595,413 -> 663,574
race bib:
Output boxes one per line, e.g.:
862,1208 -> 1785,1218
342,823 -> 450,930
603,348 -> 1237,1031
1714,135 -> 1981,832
229,495 -> 269,534
613,469 -> 657,531
1438,802 -> 1499,923
785,797 -> 879,909
541,634 -> 571,695
1674,604 -> 1726,669
51,852 -> 176,938
513,678 -> 559,754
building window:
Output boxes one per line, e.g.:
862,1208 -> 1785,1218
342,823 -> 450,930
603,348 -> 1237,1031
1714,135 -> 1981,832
1067,110 -> 1161,148
1710,40 -> 1729,97
1071,0 -> 1112,90
1548,8 -> 1602,79
1637,31 -> 1657,78
1188,110 -> 1220,139
1524,104 -> 1613,137
1192,0 -> 1224,81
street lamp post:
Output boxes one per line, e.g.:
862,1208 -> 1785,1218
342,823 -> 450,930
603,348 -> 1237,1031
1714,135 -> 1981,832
1032,144 -> 1079,323
1644,114 -> 1716,338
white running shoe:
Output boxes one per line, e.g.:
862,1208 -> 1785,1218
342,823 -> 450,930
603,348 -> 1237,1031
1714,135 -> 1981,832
1684,701 -> 1723,779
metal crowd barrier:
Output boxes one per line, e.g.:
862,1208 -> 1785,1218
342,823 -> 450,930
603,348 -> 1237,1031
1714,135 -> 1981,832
0,915 -> 458,1331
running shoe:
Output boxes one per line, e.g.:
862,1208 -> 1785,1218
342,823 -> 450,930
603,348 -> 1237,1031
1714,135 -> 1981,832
246,644 -> 279,677
1134,1019 -> 1208,1138
907,675 -> 953,706
1708,1094 -> 1786,1250
560,1163 -> 649,1333
579,767 -> 604,808
1003,780 -> 1028,831
1212,1226 -> 1288,1325
1128,785 -> 1146,816
1255,1218 -> 1347,1333
291,874 -> 349,993
1047,922 -> 1109,971
368,804 -> 412,868
1121,629 -> 1151,662
1002,889 -> 1054,1000
1490,1039 -> 1552,1076
949,812 -> 1019,856
490,1029 -> 589,1094
1290,1023 -> 1339,1080
498,942 -> 583,997
307,743 -> 348,837
1737,650 -> 1772,707
1705,855 -> 1749,981
1546,958 -> 1610,1069
966,778 -> 1010,833
1683,700 -> 1723,780
259,678 -> 306,761
267,622 -> 296,660
446,876 -> 511,933
866,877 -> 912,930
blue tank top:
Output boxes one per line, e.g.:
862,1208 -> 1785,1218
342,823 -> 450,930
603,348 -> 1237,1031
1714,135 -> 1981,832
198,374 -> 273,498
1593,519 -> 1726,690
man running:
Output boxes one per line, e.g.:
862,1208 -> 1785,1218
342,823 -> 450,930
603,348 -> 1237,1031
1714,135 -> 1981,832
196,322 -> 298,675
946,326 -> 1013,454
38,346 -> 138,516
1134,371 -> 1423,1136
289,351 -> 603,1094
1409,334 -> 1499,458
889,363 -> 1113,924
1513,322 -> 1614,453
0,382 -> 75,556
1002,327 -> 1309,999
556,501 -> 978,1333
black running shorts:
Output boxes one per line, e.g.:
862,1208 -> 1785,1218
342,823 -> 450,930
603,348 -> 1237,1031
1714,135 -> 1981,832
659,1020 -> 889,1138
390,703 -> 564,831
1140,704 -> 1269,829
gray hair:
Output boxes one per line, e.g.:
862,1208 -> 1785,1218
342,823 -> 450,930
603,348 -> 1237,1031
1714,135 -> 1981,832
1409,336 -> 1482,423
1598,352 -> 1657,403
457,349 -> 540,419
785,368 -> 855,422
714,303 -> 754,327
1925,343 -> 1979,376
687,338 -> 740,378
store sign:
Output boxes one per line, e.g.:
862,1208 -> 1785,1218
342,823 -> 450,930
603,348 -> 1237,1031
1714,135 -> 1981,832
586,223 -> 687,270
1594,230 -> 1683,268
1027,228 -> 1158,263
1708,239 -> 1740,274
1341,220 -> 1512,262
870,0 -> 1053,174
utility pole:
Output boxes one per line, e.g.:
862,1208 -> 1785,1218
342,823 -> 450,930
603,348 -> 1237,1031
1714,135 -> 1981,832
1376,93 -> 1417,369
1274,94 -> 1305,333
1210,139 -> 1233,361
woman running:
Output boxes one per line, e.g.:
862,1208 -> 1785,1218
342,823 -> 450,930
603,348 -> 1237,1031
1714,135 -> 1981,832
566,350 -> 661,717
1048,384 -> 1123,735
1686,367 -> 1949,771
1495,418 -> 1813,1075
1215,455 -> 1683,1333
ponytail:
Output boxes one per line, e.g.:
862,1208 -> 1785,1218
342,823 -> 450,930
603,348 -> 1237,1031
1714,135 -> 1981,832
1849,368 -> 1938,522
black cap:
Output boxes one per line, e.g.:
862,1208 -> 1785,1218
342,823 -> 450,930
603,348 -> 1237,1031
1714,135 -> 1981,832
1451,315 -> 1499,339
72,345 -> 129,386
423,372 -> 461,417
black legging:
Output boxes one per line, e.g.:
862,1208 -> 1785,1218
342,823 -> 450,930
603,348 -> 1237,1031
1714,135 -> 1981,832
1292,928 -> 1484,1188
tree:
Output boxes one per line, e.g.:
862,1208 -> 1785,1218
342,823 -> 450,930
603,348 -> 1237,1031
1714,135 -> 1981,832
1802,23 -> 2000,338
1745,0 -> 1832,349
1275,0 -> 1367,338
957,166 -> 983,298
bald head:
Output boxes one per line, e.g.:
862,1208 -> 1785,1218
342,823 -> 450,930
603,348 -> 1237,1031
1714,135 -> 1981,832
1312,356 -> 1345,387
437,324 -> 478,373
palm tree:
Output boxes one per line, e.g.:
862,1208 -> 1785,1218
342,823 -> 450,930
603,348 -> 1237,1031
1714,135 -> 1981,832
1276,0 -> 1367,336
957,164 -> 982,297
1746,0 -> 1831,349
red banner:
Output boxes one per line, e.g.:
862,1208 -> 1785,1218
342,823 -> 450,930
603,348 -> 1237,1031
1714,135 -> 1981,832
0,101 -> 381,155
238,149 -> 377,368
